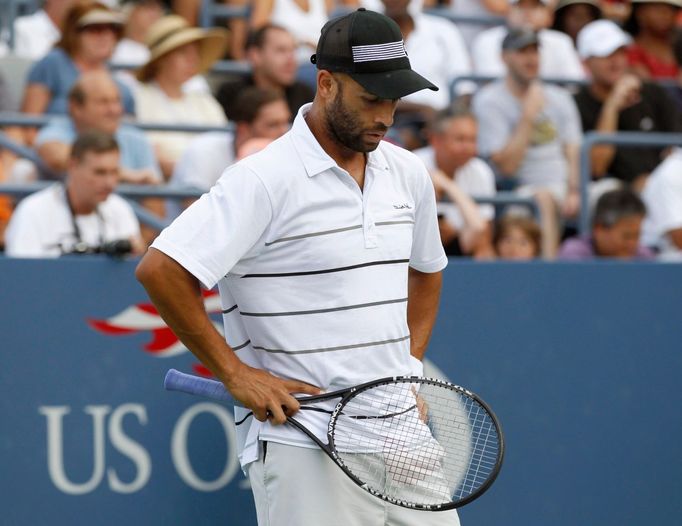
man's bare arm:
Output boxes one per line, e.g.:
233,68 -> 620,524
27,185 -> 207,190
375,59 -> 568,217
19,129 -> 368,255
135,248 -> 319,424
406,268 -> 443,361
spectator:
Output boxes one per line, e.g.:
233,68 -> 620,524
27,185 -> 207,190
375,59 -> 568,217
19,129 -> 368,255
473,28 -> 582,258
551,0 -> 602,44
440,0 -> 511,46
414,107 -> 496,258
641,148 -> 682,261
493,214 -> 542,259
21,1 -> 135,119
471,0 -> 585,81
111,0 -> 166,67
574,20 -> 680,191
250,0 -> 331,64
216,25 -> 314,122
5,131 -> 144,258
11,0 -> 75,60
625,0 -> 681,80
35,70 -> 161,184
666,30 -> 682,111
169,87 -> 291,215
379,0 -> 473,148
559,188 -> 655,259
134,14 -> 229,179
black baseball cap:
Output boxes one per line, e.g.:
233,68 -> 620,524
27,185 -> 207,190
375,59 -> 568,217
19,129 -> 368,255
310,8 -> 437,100
502,28 -> 540,51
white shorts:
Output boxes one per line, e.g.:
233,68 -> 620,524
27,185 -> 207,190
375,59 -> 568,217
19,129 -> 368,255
247,441 -> 462,526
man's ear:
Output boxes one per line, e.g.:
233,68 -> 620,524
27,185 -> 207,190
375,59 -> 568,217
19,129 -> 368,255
317,70 -> 336,99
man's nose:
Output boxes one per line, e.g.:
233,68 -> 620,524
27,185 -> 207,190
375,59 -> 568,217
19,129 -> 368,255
374,101 -> 396,128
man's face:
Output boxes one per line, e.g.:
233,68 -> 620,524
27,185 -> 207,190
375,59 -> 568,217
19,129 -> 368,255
68,150 -> 121,210
586,48 -> 629,88
248,100 -> 292,140
431,116 -> 478,170
252,28 -> 298,86
503,44 -> 540,85
593,215 -> 644,258
324,75 -> 398,153
71,78 -> 123,134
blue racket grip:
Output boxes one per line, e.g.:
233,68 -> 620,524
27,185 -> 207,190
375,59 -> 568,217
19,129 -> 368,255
164,369 -> 232,402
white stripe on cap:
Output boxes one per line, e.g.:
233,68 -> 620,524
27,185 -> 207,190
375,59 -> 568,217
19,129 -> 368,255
351,41 -> 406,63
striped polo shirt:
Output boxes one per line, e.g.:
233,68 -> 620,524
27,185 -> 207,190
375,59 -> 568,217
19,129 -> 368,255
152,103 -> 448,467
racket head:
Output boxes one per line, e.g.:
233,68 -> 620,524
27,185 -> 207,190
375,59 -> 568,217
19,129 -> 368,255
326,376 -> 504,511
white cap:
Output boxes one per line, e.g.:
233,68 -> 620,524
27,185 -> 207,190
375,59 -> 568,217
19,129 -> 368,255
577,20 -> 633,59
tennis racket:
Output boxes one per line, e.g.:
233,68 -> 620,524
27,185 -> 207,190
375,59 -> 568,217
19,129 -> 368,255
164,368 -> 504,511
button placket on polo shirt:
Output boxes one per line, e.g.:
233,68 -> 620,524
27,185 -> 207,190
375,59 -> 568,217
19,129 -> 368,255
362,165 -> 378,249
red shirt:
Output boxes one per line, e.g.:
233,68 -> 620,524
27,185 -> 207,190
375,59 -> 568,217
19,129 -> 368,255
627,44 -> 679,79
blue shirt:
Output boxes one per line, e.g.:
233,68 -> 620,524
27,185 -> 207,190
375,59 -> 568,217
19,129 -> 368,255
36,117 -> 160,178
27,48 -> 135,115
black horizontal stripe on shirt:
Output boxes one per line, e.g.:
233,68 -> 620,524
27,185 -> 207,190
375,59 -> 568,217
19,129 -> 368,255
252,335 -> 410,355
265,224 -> 363,246
241,259 -> 409,279
231,340 -> 251,351
239,297 -> 408,317
264,221 -> 414,246
222,304 -> 238,314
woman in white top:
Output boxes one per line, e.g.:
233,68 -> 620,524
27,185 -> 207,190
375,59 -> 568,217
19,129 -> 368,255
134,15 -> 229,179
251,0 -> 333,63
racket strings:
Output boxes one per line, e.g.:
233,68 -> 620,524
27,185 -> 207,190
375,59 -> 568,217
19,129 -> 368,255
330,381 -> 501,508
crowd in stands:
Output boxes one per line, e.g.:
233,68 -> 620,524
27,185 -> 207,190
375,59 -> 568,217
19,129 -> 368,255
1,0 -> 681,261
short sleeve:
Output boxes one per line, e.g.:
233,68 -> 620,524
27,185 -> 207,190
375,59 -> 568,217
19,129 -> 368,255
409,161 -> 448,273
35,118 -> 74,146
151,164 -> 274,289
26,51 -> 62,93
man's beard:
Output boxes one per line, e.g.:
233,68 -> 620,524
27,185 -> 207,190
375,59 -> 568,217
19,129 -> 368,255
324,83 -> 387,153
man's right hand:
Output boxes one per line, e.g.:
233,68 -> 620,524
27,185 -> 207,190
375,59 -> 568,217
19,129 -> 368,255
522,81 -> 545,122
221,363 -> 321,425
606,74 -> 642,112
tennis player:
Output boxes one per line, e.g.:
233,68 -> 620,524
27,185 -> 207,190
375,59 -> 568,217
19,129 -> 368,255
136,8 -> 458,526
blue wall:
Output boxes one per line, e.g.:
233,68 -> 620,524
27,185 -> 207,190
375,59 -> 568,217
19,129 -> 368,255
1,258 -> 681,525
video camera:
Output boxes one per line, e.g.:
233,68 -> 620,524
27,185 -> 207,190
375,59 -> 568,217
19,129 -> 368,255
67,239 -> 133,257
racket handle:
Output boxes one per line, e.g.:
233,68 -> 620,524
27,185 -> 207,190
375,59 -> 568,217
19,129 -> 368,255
164,369 -> 232,402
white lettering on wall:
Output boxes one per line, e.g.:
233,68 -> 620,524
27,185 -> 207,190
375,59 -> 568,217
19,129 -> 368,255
39,405 -> 109,495
171,402 -> 239,491
107,404 -> 152,493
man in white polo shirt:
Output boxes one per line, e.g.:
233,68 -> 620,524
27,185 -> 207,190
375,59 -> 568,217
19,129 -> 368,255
136,8 -> 454,526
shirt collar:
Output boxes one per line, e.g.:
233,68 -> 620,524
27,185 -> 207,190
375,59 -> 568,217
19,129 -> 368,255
291,103 -> 390,177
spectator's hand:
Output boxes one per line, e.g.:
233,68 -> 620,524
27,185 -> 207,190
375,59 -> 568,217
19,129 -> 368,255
562,188 -> 580,218
607,74 -> 641,112
522,81 -> 545,121
120,168 -> 160,185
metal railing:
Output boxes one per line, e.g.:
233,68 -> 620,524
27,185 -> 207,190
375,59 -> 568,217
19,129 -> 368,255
578,131 -> 682,235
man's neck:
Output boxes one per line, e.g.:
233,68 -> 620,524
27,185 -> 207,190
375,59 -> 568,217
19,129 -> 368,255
588,81 -> 613,102
252,70 -> 285,94
304,105 -> 366,188
434,149 -> 460,178
66,185 -> 96,215
505,75 -> 531,98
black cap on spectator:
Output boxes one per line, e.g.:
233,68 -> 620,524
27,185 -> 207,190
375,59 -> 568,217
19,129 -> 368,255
502,28 -> 540,51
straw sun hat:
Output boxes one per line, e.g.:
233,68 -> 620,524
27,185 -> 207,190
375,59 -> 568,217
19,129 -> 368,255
136,15 -> 229,82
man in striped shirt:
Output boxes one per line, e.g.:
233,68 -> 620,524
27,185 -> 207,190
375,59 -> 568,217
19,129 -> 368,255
136,8 -> 456,526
